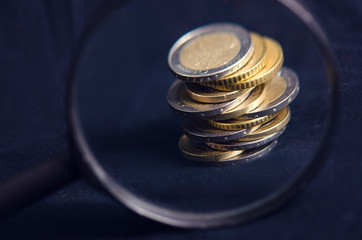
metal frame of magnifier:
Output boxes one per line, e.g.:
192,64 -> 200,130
0,0 -> 338,228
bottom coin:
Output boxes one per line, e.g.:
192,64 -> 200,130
178,135 -> 243,162
218,140 -> 278,164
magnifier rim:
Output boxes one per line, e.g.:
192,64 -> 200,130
68,0 -> 339,228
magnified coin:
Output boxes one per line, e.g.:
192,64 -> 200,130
206,127 -> 285,151
185,82 -> 252,103
209,111 -> 278,130
204,32 -> 267,86
210,37 -> 283,90
167,80 -> 247,118
168,23 -> 254,82
178,135 -> 243,162
182,118 -> 254,142
242,67 -> 299,118
218,140 -> 278,164
236,106 -> 290,141
207,84 -> 267,121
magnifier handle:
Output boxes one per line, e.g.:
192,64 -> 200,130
0,152 -> 79,220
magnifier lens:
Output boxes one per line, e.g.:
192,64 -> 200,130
73,0 -> 331,227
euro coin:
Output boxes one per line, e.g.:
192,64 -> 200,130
216,140 -> 278,164
178,135 -> 243,162
207,84 -> 267,121
168,23 -> 254,82
209,37 -> 284,91
182,118 -> 253,143
185,82 -> 252,103
167,80 -> 247,118
242,67 -> 299,118
236,106 -> 290,141
206,127 -> 285,151
203,32 -> 267,86
209,111 -> 278,130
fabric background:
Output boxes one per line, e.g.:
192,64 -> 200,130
0,0 -> 361,239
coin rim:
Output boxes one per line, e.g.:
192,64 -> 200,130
206,127 -> 286,151
178,135 -> 243,162
207,84 -> 267,121
236,106 -> 291,140
209,111 -> 278,130
215,140 -> 278,164
167,80 -> 246,118
185,82 -> 252,104
182,118 -> 252,143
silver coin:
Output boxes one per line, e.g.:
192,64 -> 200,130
206,127 -> 286,150
167,80 -> 246,118
242,67 -> 299,118
219,140 -> 278,164
182,118 -> 252,143
168,23 -> 253,82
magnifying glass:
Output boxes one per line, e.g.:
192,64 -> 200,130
0,0 -> 338,228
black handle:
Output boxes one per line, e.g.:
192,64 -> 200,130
0,152 -> 79,220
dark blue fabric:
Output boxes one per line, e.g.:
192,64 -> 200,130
0,0 -> 361,239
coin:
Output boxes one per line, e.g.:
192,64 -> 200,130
182,118 -> 253,143
185,82 -> 252,103
206,127 -> 285,151
207,84 -> 267,121
167,80 -> 247,118
168,23 -> 254,82
209,111 -> 278,130
241,67 -> 299,118
218,140 -> 278,164
236,106 -> 290,141
178,135 -> 243,162
203,32 -> 267,86
209,37 -> 284,90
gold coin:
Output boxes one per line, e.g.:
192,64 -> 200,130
210,37 -> 284,91
179,32 -> 241,71
178,135 -> 243,162
236,106 -> 290,141
208,84 -> 267,121
185,82 -> 253,103
203,32 -> 267,87
209,111 -> 278,130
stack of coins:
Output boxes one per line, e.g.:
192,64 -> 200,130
167,23 -> 299,163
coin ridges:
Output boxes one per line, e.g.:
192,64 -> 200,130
203,32 -> 268,86
208,111 -> 278,130
208,37 -> 284,90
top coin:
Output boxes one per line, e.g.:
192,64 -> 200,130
168,23 -> 254,82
